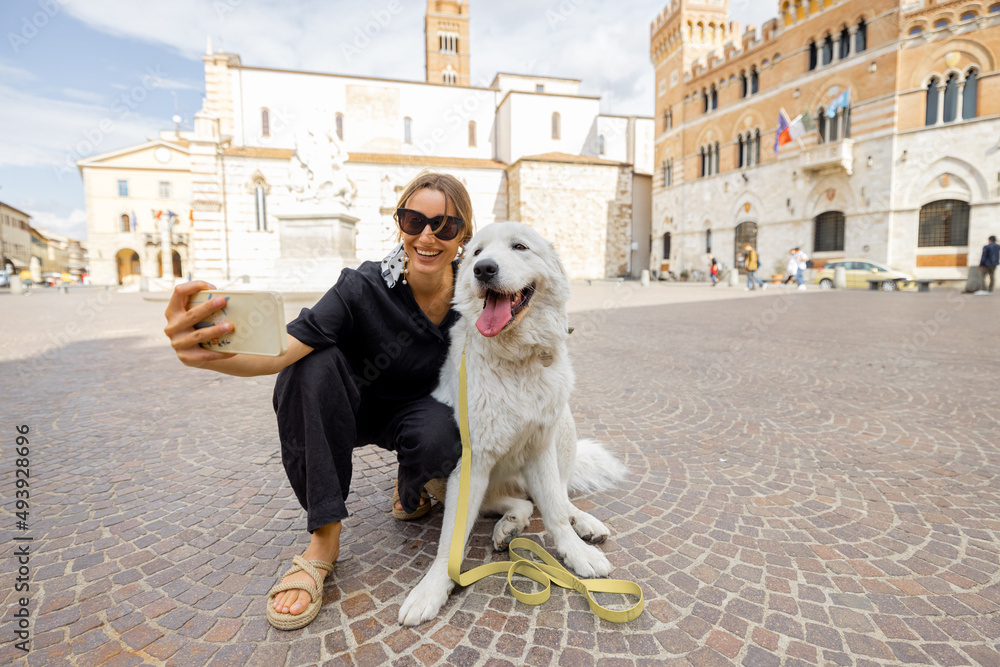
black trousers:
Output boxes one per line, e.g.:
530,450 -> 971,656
273,345 -> 461,532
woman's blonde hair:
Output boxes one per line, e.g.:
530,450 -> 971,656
393,171 -> 475,247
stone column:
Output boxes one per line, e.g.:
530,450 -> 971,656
936,83 -> 945,125
832,33 -> 841,61
160,217 -> 173,286
847,27 -> 857,57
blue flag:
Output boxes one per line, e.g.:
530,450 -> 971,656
826,89 -> 850,118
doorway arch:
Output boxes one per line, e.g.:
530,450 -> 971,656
157,250 -> 183,278
115,248 -> 141,285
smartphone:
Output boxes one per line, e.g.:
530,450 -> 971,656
188,290 -> 288,357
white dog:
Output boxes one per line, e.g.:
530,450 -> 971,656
398,221 -> 627,626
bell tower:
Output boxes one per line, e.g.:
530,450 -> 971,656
425,0 -> 470,86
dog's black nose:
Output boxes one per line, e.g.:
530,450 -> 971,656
474,259 -> 498,282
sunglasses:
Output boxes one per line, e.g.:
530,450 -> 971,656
396,208 -> 465,241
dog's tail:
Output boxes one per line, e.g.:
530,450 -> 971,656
568,439 -> 628,494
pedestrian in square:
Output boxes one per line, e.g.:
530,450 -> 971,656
709,256 -> 719,286
979,235 -> 999,293
743,244 -> 766,291
163,172 -> 473,630
793,247 -> 809,290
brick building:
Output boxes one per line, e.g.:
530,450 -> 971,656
650,0 -> 1000,281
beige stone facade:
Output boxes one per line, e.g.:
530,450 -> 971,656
651,0 -> 1000,281
425,0 -> 470,86
0,202 -> 32,272
78,138 -> 194,286
507,154 -> 634,280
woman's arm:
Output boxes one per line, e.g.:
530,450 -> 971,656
163,281 -> 313,377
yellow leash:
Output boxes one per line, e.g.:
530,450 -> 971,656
447,349 -> 644,623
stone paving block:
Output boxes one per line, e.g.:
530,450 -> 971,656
6,290 -> 1000,666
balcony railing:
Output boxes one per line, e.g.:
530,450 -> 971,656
800,139 -> 854,176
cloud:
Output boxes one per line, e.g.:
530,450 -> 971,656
25,207 -> 88,241
0,84 -> 164,175
61,87 -> 106,104
0,59 -> 36,82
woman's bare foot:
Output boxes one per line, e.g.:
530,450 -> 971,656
272,522 -> 341,616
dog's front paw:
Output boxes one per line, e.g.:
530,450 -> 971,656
559,543 -> 613,579
492,512 -> 531,551
399,575 -> 453,626
570,512 -> 610,545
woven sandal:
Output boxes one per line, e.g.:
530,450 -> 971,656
392,482 -> 432,520
424,477 -> 447,503
266,555 -> 334,631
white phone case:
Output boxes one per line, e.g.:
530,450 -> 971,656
188,290 -> 288,357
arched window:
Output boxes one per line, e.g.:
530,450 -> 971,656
551,112 -> 561,140
943,73 -> 959,123
822,35 -> 833,65
740,71 -> 749,97
830,109 -> 841,142
120,214 -> 131,233
713,142 -> 720,174
699,147 -> 707,177
839,27 -> 851,59
468,120 -> 477,147
403,116 -> 412,144
737,135 -> 745,168
817,108 -> 827,144
750,67 -> 759,94
261,108 -> 270,137
335,113 -> 344,140
961,12 -> 976,21
926,77 -> 940,125
856,20 -> 867,52
991,4 -> 1000,13
710,85 -> 718,110
808,41 -> 817,71
254,179 -> 267,232
667,159 -> 674,186
702,89 -> 709,113
909,27 -> 923,35
706,228 -> 712,253
598,134 -> 606,155
918,200 -> 970,247
934,19 -> 949,29
963,69 -> 979,120
753,130 -> 761,165
814,211 -> 846,252
663,232 -> 672,260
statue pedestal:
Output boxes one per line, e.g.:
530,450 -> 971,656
271,210 -> 361,292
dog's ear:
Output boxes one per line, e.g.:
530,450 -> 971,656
545,240 -> 569,279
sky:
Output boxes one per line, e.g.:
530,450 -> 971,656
0,0 -> 776,241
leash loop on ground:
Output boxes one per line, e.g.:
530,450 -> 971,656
448,347 -> 644,623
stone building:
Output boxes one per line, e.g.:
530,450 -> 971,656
650,0 -> 1000,282
0,201 -> 32,273
77,138 -> 193,286
79,2 -> 654,288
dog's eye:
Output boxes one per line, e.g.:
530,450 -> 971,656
473,247 -> 482,256
513,243 -> 528,251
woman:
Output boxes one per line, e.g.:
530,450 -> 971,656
163,172 -> 473,630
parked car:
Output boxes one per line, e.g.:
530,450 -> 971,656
815,260 -> 913,291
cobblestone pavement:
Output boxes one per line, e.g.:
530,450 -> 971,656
1,285 -> 999,666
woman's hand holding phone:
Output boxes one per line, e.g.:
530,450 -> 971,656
163,281 -> 237,367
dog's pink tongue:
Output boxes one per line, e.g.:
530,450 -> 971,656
476,292 -> 513,337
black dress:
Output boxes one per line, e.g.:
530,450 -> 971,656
274,260 -> 462,532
